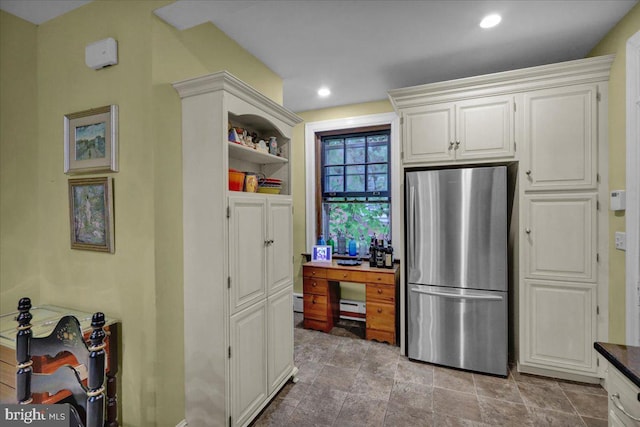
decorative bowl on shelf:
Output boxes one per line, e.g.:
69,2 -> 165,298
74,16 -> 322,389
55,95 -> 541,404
257,187 -> 281,194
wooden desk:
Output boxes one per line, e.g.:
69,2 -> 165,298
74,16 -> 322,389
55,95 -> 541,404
302,261 -> 399,345
0,305 -> 119,426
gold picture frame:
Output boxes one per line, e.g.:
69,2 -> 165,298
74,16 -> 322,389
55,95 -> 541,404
64,105 -> 118,174
68,177 -> 114,253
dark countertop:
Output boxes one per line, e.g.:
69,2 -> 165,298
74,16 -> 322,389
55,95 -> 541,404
594,342 -> 640,400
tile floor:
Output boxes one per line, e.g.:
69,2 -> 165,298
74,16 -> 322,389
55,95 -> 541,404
251,313 -> 608,426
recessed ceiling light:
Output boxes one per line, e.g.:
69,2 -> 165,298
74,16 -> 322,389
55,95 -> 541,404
480,14 -> 502,29
318,87 -> 331,97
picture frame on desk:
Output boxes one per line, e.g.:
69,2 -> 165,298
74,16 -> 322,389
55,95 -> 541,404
68,177 -> 114,253
64,105 -> 118,174
312,245 -> 332,262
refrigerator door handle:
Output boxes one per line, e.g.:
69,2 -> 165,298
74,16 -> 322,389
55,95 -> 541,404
408,185 -> 416,271
410,286 -> 504,301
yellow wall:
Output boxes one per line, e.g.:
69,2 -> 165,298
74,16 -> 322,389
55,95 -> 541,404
291,101 -> 393,301
589,3 -> 640,343
0,1 -> 282,426
0,11 -> 40,313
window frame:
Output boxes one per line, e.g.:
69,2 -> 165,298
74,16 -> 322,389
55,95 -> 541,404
304,113 -> 400,254
320,129 -> 391,199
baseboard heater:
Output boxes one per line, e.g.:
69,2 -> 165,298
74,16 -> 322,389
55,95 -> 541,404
293,293 -> 366,322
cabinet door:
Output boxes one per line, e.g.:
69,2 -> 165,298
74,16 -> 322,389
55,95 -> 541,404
521,279 -> 597,375
230,301 -> 268,427
267,199 -> 293,294
267,286 -> 294,394
455,95 -> 515,160
523,193 -> 597,282
523,84 -> 598,190
229,196 -> 267,313
402,104 -> 455,163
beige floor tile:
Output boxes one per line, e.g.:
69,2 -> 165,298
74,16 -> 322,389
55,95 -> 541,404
433,387 -> 482,423
433,366 -> 476,394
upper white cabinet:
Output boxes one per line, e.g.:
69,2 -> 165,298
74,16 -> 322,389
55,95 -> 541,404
523,84 -> 598,191
400,95 -> 515,164
174,71 -> 302,427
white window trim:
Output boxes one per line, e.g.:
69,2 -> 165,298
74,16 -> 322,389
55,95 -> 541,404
305,112 -> 400,252
626,31 -> 640,345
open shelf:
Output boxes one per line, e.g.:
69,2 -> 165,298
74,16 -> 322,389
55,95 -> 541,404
228,141 -> 289,165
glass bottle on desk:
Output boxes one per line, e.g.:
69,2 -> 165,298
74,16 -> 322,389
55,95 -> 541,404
327,234 -> 335,253
348,235 -> 357,256
337,231 -> 346,255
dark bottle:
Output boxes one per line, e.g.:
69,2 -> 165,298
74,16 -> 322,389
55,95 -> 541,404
369,235 -> 376,267
375,238 -> 385,268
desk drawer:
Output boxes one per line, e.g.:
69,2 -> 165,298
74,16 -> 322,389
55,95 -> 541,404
303,278 -> 328,296
366,272 -> 396,285
326,269 -> 367,283
303,294 -> 328,321
366,301 -> 395,332
367,283 -> 395,303
303,267 -> 327,279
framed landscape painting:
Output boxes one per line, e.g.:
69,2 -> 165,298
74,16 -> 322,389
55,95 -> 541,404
64,105 -> 118,174
68,177 -> 114,253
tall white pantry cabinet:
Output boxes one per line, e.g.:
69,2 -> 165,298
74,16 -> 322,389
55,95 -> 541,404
389,55 -> 613,382
173,72 -> 302,427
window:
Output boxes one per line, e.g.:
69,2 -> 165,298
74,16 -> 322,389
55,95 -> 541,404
317,128 -> 391,250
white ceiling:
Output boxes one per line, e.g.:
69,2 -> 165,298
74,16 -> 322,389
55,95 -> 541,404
1,0 -> 637,112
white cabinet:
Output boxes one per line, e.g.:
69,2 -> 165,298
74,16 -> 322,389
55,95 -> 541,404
523,193 -> 597,282
268,286 -> 294,393
606,362 -> 640,426
228,195 -> 293,313
230,300 -> 268,427
229,196 -> 267,313
390,55 -> 613,382
174,71 -> 302,427
521,280 -> 597,374
399,95 -> 515,164
267,199 -> 294,294
523,84 -> 598,191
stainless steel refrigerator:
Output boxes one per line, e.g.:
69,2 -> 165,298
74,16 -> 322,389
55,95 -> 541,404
406,166 -> 508,376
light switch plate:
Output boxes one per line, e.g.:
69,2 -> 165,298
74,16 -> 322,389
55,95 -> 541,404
615,231 -> 626,251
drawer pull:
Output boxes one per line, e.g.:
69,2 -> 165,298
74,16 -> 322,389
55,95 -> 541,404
377,277 -> 382,281
312,282 -> 317,287
312,271 -> 316,275
377,289 -> 383,294
611,393 -> 640,421
312,298 -> 316,304
377,308 -> 382,313
343,273 -> 348,278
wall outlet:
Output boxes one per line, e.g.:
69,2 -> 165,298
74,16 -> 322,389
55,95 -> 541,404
615,231 -> 626,251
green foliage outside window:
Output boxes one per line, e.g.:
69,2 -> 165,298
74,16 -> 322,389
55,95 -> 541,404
324,202 -> 389,242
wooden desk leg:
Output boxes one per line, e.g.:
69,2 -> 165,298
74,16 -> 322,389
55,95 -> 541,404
106,324 -> 119,427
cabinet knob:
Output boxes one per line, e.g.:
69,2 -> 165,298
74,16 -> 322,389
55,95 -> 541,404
526,170 -> 531,176
525,228 -> 531,234
377,289 -> 383,294
377,277 -> 382,281
455,140 -> 460,148
343,273 -> 348,278
312,297 -> 316,304
377,308 -> 382,313
449,141 -> 454,148
312,271 -> 316,275
312,282 -> 317,287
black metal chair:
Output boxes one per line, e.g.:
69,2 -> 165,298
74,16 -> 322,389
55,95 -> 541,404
15,297 -> 107,427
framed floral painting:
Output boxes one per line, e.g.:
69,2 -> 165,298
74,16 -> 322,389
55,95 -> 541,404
64,105 -> 118,174
68,177 -> 114,253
